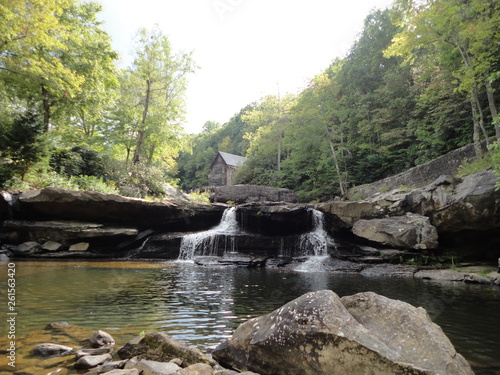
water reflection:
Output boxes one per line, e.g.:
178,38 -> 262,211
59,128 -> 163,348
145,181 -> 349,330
0,260 -> 499,370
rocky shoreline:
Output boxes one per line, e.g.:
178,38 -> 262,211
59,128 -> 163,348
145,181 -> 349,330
21,290 -> 477,375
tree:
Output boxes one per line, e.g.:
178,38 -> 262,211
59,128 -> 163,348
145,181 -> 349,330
0,112 -> 48,183
386,0 -> 500,155
1,0 -> 83,129
118,26 -> 196,166
240,94 -> 295,185
0,0 -> 118,133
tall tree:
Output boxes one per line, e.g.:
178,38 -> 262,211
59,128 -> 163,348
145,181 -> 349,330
241,94 -> 295,185
0,0 -> 118,133
114,26 -> 195,166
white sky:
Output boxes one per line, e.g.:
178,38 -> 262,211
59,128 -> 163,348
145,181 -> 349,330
98,0 -> 394,134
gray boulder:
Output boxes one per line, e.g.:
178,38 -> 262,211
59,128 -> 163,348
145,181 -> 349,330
33,343 -> 73,357
88,330 -> 115,348
134,359 -> 182,375
212,290 -> 473,375
74,353 -> 112,369
117,332 -> 213,367
352,213 -> 438,250
404,170 -> 500,232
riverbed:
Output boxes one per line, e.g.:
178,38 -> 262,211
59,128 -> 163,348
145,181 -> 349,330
0,259 -> 499,374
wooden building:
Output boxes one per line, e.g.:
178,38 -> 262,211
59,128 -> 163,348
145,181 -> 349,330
208,151 -> 247,186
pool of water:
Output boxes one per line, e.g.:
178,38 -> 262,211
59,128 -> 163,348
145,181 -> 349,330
1,259 -> 499,373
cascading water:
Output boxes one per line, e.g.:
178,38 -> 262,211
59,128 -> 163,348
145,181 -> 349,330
178,207 -> 240,261
295,209 -> 332,272
298,209 -> 329,256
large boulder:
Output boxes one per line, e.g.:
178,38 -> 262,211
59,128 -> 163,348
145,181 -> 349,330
405,170 -> 500,232
212,290 -> 473,375
352,213 -> 439,250
315,201 -> 387,228
10,187 -> 226,231
210,185 -> 297,204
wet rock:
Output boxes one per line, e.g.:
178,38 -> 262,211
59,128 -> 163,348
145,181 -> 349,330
42,240 -> 63,252
87,330 -> 115,348
464,273 -> 491,284
213,290 -> 473,375
118,332 -> 213,367
414,269 -> 466,282
379,249 -> 405,262
352,213 -> 439,250
14,241 -> 40,254
361,264 -> 416,278
33,343 -> 73,357
76,347 -> 114,359
74,353 -> 112,369
69,242 -> 90,251
134,359 -> 181,375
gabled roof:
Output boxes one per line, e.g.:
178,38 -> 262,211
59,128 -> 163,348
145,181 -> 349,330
215,151 -> 247,168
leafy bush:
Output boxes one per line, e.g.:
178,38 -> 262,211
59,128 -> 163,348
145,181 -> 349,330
491,141 -> 500,190
71,175 -> 119,194
0,112 -> 49,185
50,146 -> 107,178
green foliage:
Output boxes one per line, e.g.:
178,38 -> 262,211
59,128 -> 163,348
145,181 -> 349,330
491,141 -> 500,190
456,155 -> 494,178
0,112 -> 49,185
70,175 -> 119,194
177,108 -> 253,191
50,146 -> 107,178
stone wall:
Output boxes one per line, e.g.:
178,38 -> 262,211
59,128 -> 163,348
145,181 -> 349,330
210,184 -> 298,204
349,142 -> 481,199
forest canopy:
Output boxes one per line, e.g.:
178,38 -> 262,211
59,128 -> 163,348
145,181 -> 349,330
1,0 -> 499,201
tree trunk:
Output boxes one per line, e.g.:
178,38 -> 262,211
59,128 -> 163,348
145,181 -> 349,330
41,85 -> 51,131
324,125 -> 346,197
485,80 -> 500,141
472,86 -> 492,155
133,79 -> 152,165
470,96 -> 483,157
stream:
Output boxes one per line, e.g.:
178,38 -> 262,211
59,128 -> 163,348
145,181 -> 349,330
0,259 -> 499,374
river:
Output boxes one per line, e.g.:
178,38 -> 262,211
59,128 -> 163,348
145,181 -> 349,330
0,259 -> 499,374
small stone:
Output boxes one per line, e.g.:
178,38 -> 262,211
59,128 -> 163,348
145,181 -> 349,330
16,241 -> 40,253
88,330 -> 115,348
33,343 -> 73,357
464,273 -> 491,284
177,363 -> 214,375
134,359 -> 181,375
123,357 -> 140,369
76,347 -> 114,359
46,321 -> 70,329
69,242 -> 90,251
42,241 -> 63,252
74,353 -> 112,369
168,358 -> 183,366
101,369 -> 138,375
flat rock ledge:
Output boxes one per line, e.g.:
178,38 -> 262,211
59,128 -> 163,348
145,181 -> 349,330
213,290 -> 473,375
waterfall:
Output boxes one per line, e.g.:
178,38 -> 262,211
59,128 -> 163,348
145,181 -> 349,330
178,207 -> 240,261
295,209 -> 331,272
298,209 -> 329,256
